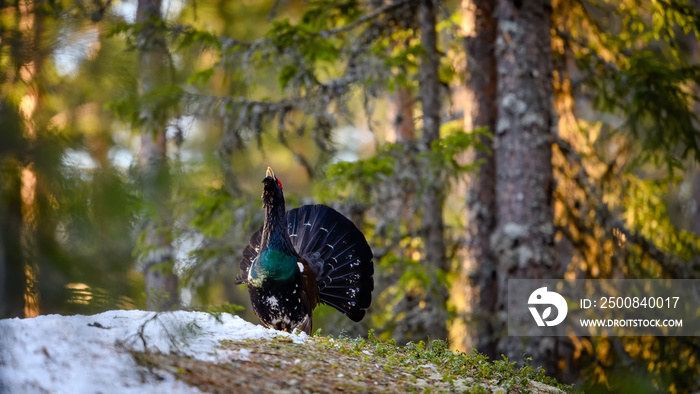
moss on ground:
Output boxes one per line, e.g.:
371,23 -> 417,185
132,330 -> 579,393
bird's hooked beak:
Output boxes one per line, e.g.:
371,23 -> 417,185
266,166 -> 275,179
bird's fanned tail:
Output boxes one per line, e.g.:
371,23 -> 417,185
287,205 -> 374,321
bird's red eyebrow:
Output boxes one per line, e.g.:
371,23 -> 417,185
277,179 -> 283,189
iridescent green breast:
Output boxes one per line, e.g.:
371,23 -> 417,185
248,248 -> 298,287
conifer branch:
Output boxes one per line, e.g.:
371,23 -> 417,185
555,136 -> 699,279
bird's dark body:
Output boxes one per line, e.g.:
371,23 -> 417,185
247,274 -> 305,332
236,168 -> 373,334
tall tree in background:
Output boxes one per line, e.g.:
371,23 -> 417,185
457,0 -> 700,386
136,0 -> 178,310
377,0 -> 453,343
0,102 -> 26,318
459,0 -> 563,373
415,0 -> 448,342
491,0 -> 560,374
378,15 -> 420,341
0,0 -> 143,317
26,1 -> 67,317
460,0 -> 498,356
18,0 -> 44,318
0,1 -> 31,318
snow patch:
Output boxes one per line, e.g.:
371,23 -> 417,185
0,309 -> 307,393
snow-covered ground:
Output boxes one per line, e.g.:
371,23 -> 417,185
0,310 -> 306,393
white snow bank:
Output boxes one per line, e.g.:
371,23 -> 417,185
0,310 -> 306,394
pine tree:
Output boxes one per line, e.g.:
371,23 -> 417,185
136,0 -> 179,310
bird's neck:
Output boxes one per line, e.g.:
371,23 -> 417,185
260,201 -> 293,255
249,201 -> 297,286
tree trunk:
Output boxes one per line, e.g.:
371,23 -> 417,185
689,32 -> 700,236
388,86 -> 416,143
459,0 -> 498,356
413,0 -> 448,341
137,0 -> 178,311
0,159 -> 25,318
492,0 -> 560,373
17,2 -> 46,318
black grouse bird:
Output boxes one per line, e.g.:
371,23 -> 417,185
235,167 -> 374,334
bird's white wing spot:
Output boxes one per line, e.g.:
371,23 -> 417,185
297,262 -> 304,272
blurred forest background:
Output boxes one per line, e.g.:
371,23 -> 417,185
1,0 -> 700,392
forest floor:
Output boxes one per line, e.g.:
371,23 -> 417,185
0,310 -> 577,393
134,333 -> 577,393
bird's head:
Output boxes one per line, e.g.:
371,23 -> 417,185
262,166 -> 284,208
